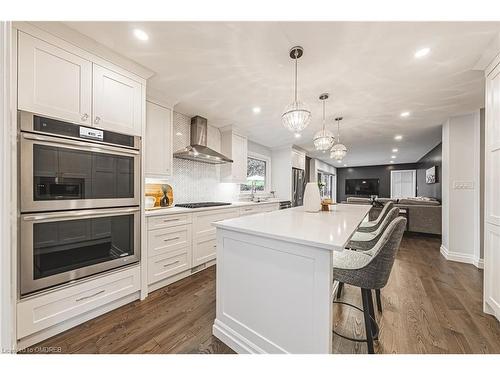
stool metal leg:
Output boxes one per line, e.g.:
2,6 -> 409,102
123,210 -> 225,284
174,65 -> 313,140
361,288 -> 375,354
375,289 -> 382,313
336,282 -> 344,299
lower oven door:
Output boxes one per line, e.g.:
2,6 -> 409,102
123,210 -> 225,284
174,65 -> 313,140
20,206 -> 140,296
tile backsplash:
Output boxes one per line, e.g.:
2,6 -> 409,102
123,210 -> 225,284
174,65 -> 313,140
146,111 -> 240,204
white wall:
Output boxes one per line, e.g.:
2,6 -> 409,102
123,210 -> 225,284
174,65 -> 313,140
248,140 -> 272,158
271,148 -> 292,201
309,158 -> 337,202
441,111 -> 482,267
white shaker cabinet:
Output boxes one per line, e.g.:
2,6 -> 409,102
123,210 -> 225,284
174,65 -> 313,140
220,129 -> 248,183
93,65 -> 143,136
484,61 -> 500,322
145,101 -> 173,178
17,31 -> 93,125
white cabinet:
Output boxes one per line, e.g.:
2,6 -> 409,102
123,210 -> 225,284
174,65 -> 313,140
18,31 -> 92,125
17,266 -> 140,339
220,130 -> 248,183
484,62 -> 500,321
17,31 -> 144,136
93,65 -> 143,135
291,149 -> 306,170
145,101 -> 173,178
240,203 -> 279,217
192,208 -> 239,266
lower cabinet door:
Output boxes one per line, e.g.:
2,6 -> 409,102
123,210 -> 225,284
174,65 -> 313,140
148,250 -> 190,285
193,237 -> 217,267
17,266 -> 140,339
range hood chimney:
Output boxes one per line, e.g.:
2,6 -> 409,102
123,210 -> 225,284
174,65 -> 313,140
173,116 -> 233,164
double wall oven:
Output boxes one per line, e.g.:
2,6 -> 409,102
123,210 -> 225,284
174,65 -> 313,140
19,112 -> 141,296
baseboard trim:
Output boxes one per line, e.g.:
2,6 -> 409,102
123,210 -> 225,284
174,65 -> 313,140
440,245 -> 483,269
212,319 -> 264,354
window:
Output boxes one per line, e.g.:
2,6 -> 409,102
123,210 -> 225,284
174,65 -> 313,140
240,153 -> 271,193
390,170 -> 416,198
318,172 -> 334,199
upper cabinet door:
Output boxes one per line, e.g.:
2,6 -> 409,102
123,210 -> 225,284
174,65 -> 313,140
92,64 -> 142,136
18,32 -> 92,125
145,101 -> 173,178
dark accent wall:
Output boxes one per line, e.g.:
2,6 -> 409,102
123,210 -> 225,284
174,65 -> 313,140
336,143 -> 442,202
415,143 -> 442,200
336,163 -> 419,203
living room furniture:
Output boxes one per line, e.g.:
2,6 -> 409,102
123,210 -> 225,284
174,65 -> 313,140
345,197 -> 441,235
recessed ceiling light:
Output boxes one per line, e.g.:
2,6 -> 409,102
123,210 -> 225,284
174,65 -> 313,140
392,148 -> 398,153
391,155 -> 396,159
294,133 -> 301,138
414,47 -> 430,58
176,132 -> 183,136
390,160 -> 394,164
337,160 -> 341,163
252,107 -> 261,114
394,135 -> 403,141
400,111 -> 410,117
343,164 -> 347,167
133,29 -> 149,41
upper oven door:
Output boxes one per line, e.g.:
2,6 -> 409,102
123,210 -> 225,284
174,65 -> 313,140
20,132 -> 140,212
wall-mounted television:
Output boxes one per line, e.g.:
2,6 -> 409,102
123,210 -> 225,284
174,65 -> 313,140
345,178 -> 380,196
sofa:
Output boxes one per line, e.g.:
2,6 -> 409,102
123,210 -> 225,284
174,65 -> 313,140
345,197 -> 442,235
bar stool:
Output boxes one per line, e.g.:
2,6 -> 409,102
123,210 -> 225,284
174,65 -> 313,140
337,207 -> 400,309
332,217 -> 406,354
357,201 -> 394,233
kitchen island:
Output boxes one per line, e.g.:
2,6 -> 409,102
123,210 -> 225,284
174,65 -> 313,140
212,204 -> 371,354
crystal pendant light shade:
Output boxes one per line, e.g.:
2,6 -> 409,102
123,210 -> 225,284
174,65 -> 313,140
282,46 -> 311,133
313,93 -> 334,151
282,101 -> 312,133
330,116 -> 347,160
330,143 -> 347,160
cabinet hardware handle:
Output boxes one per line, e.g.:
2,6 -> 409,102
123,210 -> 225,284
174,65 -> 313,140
163,236 -> 180,242
81,113 -> 89,121
94,116 -> 101,124
162,218 -> 180,222
163,260 -> 179,267
76,289 -> 105,302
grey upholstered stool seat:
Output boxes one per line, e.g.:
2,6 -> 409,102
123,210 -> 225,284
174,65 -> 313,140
357,202 -> 394,233
348,207 -> 400,251
332,217 -> 407,354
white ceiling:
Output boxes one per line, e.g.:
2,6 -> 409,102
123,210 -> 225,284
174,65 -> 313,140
64,21 -> 500,167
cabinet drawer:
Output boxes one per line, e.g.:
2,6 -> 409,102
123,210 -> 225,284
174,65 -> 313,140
239,206 -> 262,216
193,209 -> 239,238
17,266 -> 140,339
148,225 -> 192,258
260,203 -> 279,213
148,213 -> 192,230
148,250 -> 190,284
193,237 -> 217,267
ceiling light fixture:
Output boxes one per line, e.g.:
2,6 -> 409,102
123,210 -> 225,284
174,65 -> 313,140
394,135 -> 403,141
133,29 -> 149,41
176,132 -> 183,136
400,111 -> 410,117
392,148 -> 398,152
390,160 -> 394,164
391,155 -> 396,159
253,107 -> 261,114
282,46 -> 311,134
415,47 -> 430,58
313,93 -> 335,151
294,133 -> 301,138
330,117 -> 347,161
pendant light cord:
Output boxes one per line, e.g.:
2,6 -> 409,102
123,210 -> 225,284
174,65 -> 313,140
322,100 -> 326,131
294,49 -> 298,102
337,118 -> 341,143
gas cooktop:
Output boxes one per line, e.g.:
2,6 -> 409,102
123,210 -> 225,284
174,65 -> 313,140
175,202 -> 232,209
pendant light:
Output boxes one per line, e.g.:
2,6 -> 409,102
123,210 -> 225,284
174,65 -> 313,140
330,117 -> 347,160
313,93 -> 335,151
281,46 -> 311,133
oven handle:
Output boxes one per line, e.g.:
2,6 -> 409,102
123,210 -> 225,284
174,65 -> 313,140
22,207 -> 140,222
21,132 -> 140,156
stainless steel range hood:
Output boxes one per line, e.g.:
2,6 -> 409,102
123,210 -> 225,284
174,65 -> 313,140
173,116 -> 233,164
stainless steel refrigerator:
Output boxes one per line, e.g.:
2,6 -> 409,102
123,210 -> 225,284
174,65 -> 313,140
292,168 -> 306,207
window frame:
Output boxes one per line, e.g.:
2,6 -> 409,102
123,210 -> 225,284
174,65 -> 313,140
239,151 -> 272,195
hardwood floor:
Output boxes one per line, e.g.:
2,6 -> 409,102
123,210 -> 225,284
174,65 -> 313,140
27,233 -> 500,354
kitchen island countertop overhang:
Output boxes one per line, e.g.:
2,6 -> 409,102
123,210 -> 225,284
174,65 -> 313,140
212,204 -> 372,251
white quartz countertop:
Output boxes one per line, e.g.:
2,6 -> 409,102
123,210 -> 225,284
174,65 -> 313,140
144,199 -> 281,216
213,204 -> 371,251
